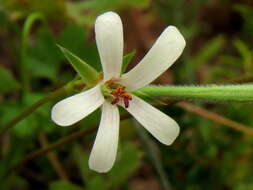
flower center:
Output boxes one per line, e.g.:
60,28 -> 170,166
105,80 -> 132,108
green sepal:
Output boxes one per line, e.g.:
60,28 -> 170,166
121,50 -> 136,74
57,44 -> 99,87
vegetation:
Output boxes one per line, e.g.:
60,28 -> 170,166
1,0 -> 253,189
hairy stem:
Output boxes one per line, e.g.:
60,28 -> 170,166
2,82 -> 253,136
139,84 -> 253,102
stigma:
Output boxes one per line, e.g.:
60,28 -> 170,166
105,80 -> 132,108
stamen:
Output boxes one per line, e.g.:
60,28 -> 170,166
107,82 -> 132,108
123,98 -> 130,108
111,97 -> 120,105
106,79 -> 116,87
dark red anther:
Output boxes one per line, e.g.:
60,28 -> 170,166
111,97 -> 120,105
123,98 -> 130,108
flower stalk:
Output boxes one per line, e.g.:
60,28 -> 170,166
2,82 -> 253,137
139,84 -> 253,102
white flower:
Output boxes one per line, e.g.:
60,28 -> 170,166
51,11 -> 186,173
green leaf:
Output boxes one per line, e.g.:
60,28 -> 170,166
72,145 -> 90,181
233,39 -> 252,60
86,176 -> 107,190
0,99 -> 39,137
66,0 -> 150,26
180,35 -> 225,82
0,174 -> 28,190
71,145 -> 108,190
58,24 -> 101,71
233,39 -> 253,73
108,143 -> 142,188
218,55 -> 241,67
27,29 -> 62,80
121,50 -> 136,73
57,45 -> 100,87
0,66 -> 19,93
58,24 -> 86,55
190,35 -> 225,67
234,4 -> 253,33
49,181 -> 83,190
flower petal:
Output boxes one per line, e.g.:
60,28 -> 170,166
95,11 -> 123,81
120,26 -> 186,91
122,95 -> 179,145
89,101 -> 120,173
51,85 -> 104,126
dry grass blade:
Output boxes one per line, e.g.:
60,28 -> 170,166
4,114 -> 131,178
38,132 -> 69,180
177,102 -> 253,136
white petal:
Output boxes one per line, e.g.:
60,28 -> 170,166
120,26 -> 186,91
89,101 -> 120,173
122,95 -> 179,145
95,11 -> 123,81
51,85 -> 104,126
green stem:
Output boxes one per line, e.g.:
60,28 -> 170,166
3,83 -> 253,136
21,12 -> 46,95
139,84 -> 253,102
0,79 -> 83,136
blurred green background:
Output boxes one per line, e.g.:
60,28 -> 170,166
1,0 -> 253,189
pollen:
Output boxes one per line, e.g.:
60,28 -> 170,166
106,81 -> 132,108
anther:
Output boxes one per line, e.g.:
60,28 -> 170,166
123,98 -> 130,108
106,81 -> 132,108
111,97 -> 120,105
